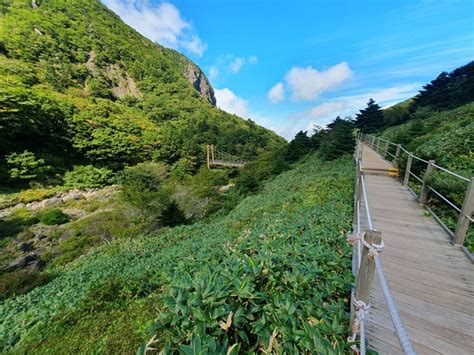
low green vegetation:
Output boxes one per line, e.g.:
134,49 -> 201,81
0,154 -> 354,353
63,165 -> 114,189
38,208 -> 70,225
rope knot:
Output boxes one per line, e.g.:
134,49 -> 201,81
367,241 -> 384,260
347,232 -> 363,246
353,298 -> 371,323
347,231 -> 384,260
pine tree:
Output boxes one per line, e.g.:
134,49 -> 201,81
285,131 -> 313,163
320,117 -> 355,160
353,98 -> 384,133
411,61 -> 474,111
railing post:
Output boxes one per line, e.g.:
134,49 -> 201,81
419,160 -> 435,206
206,145 -> 210,169
403,153 -> 413,187
371,136 -> 375,149
350,229 -> 382,335
395,144 -> 401,159
383,141 -> 389,158
453,177 -> 474,245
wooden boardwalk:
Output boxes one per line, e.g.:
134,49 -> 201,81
359,144 -> 474,354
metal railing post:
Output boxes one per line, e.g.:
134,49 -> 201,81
454,177 -> 474,245
403,153 -> 413,188
383,141 -> 389,158
419,160 -> 435,206
371,136 -> 375,149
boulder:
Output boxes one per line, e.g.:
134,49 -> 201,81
59,229 -> 72,242
34,233 -> 47,242
6,254 -> 36,271
42,196 -> 63,208
27,259 -> 46,271
18,241 -> 33,252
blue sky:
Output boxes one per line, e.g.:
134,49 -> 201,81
102,0 -> 474,139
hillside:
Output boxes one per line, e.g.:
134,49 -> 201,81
0,154 -> 354,353
380,102 -> 474,174
0,0 -> 285,313
0,0 -> 282,181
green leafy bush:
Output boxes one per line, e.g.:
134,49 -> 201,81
5,150 -> 50,182
63,165 -> 114,189
118,162 -> 169,214
170,157 -> 195,181
39,208 -> 70,225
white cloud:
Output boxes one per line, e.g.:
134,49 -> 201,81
284,62 -> 353,101
302,83 -> 421,124
210,55 -> 258,77
102,0 -> 207,56
215,88 -> 249,118
308,101 -> 353,118
267,82 -> 285,103
209,66 -> 219,80
248,56 -> 258,65
230,57 -> 245,73
269,83 -> 421,141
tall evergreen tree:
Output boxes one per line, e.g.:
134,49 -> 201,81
353,98 -> 384,133
285,131 -> 312,163
320,117 -> 355,160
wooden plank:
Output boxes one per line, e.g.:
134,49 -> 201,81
357,144 -> 474,354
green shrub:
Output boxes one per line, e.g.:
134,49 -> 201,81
64,165 -> 114,189
170,157 -> 195,181
118,162 -> 171,218
6,150 -> 50,182
39,208 -> 70,225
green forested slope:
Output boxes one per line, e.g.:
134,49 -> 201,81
1,154 -> 354,353
0,0 -> 282,182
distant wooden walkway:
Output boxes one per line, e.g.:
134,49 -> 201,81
359,144 -> 474,354
206,144 -> 246,169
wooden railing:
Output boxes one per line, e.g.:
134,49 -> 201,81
360,133 -> 474,255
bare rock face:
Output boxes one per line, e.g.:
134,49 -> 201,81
185,64 -> 216,106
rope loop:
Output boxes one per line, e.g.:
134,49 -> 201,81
347,231 -> 384,260
348,299 -> 371,354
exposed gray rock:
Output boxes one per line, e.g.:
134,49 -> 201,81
59,229 -> 72,242
27,259 -> 45,271
18,242 -> 33,253
7,254 -> 36,271
0,185 -> 119,219
185,64 -> 216,106
34,233 -> 47,242
42,196 -> 63,208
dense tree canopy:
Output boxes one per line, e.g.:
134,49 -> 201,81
411,61 -> 474,111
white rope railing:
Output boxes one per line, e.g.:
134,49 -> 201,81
374,257 -> 416,355
350,141 -> 416,354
